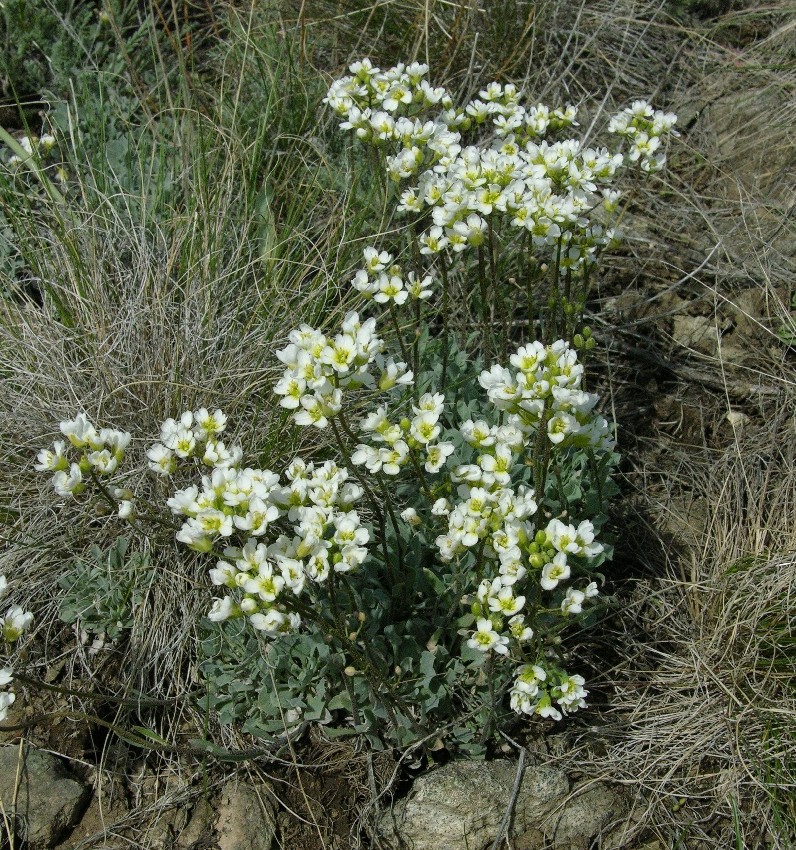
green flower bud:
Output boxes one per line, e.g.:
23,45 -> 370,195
529,552 -> 546,569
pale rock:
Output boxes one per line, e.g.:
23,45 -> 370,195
546,781 -> 628,850
214,780 -> 276,850
378,758 -> 569,850
0,743 -> 91,848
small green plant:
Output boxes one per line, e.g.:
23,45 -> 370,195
58,538 -> 148,642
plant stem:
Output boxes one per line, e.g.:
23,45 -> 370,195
487,219 -> 508,361
477,244 -> 489,354
532,399 -> 552,497
330,417 -> 389,566
439,255 -> 450,390
388,302 -> 410,366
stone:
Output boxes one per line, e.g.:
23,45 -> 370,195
545,781 -> 628,850
671,315 -> 719,356
0,743 -> 91,848
176,798 -> 214,848
378,758 -> 570,850
214,780 -> 277,850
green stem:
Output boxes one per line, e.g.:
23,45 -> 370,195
479,652 -> 497,744
388,302 -> 411,366
532,399 -> 552,498
439,255 -> 451,391
478,244 -> 489,353
330,417 -> 389,566
0,126 -> 67,207
488,219 -> 508,361
407,447 -> 433,500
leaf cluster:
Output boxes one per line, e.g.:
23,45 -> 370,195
57,537 -> 148,641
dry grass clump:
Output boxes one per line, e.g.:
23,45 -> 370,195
590,427 -> 796,847
560,3 -> 796,845
287,0 -> 693,106
0,14 -> 357,730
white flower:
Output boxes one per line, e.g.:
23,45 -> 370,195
561,588 -> 585,615
60,413 -> 98,449
401,507 -> 421,526
553,674 -> 588,713
1,605 -> 34,641
208,596 -> 237,622
487,586 -> 525,617
194,408 -> 227,439
540,552 -> 570,590
406,272 -> 434,300
87,449 -> 118,474
0,666 -> 12,686
52,463 -> 84,497
424,442 -> 454,473
467,618 -> 509,655
508,615 -> 533,642
373,273 -> 408,305
0,690 -> 15,721
379,359 -> 413,391
147,443 -> 176,476
460,419 -> 494,448
249,609 -> 289,636
35,441 -> 69,472
410,411 -> 441,445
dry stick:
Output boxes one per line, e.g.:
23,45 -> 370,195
490,734 -> 527,850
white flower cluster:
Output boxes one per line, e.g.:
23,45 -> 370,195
205,458 -> 368,637
153,410 -> 370,637
425,341 -> 609,719
509,664 -> 589,721
352,247 -> 434,305
274,312 -> 394,428
36,413 -> 132,501
607,100 -> 678,173
0,575 -> 34,722
352,392 -> 454,476
168,464 -> 281,553
326,60 -> 677,270
6,132 -> 56,166
147,407 -> 233,478
479,339 -> 614,451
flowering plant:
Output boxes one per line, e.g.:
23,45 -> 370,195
0,575 -> 34,721
33,60 -> 676,751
